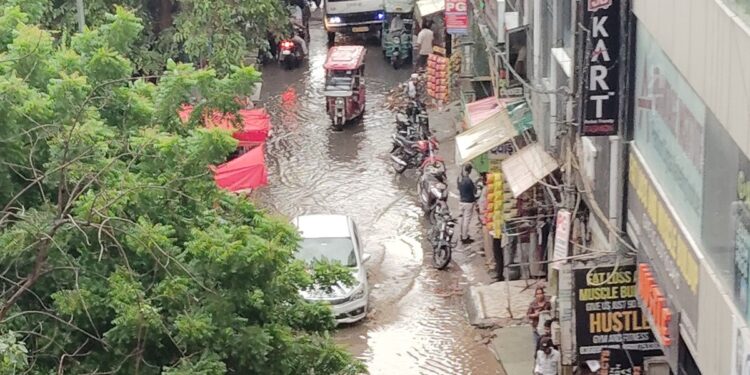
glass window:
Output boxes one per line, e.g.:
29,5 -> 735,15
325,71 -> 353,91
633,19 -> 750,325
633,22 -> 705,235
297,238 -> 357,267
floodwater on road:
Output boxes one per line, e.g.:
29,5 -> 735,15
254,12 -> 503,375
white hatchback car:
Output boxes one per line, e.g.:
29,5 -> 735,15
291,214 -> 370,324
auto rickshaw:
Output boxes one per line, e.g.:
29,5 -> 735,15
324,45 -> 367,130
382,0 -> 414,69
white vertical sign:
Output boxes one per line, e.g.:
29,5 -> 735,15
551,209 -> 572,269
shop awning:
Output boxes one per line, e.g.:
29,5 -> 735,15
415,0 -> 444,20
501,143 -> 558,197
455,109 -> 517,165
214,145 -> 268,192
456,97 -> 534,165
465,97 -> 505,129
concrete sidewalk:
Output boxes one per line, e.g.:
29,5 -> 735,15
490,325 -> 535,375
428,102 -> 495,286
428,103 -> 540,375
465,279 -> 540,327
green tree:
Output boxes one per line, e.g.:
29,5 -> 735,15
0,7 -> 364,374
1,0 -> 289,74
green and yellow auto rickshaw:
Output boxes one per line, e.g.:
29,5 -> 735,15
381,0 -> 415,69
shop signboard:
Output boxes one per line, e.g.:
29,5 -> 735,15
445,0 -> 468,35
551,209 -> 572,270
597,349 -> 645,374
574,265 -> 662,361
578,0 -> 621,136
626,150 -> 701,369
626,151 -> 700,324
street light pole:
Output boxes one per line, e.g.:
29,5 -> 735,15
76,0 -> 85,32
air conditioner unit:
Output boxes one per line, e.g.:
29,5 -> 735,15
643,357 -> 670,375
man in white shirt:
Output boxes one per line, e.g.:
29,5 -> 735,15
534,338 -> 560,375
415,20 -> 434,70
406,73 -> 418,99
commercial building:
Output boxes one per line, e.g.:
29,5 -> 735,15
462,0 -> 750,373
625,0 -> 750,373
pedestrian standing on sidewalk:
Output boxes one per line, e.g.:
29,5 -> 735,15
415,20 -> 434,71
527,286 -> 552,347
457,164 -> 477,244
534,318 -> 556,358
534,338 -> 560,375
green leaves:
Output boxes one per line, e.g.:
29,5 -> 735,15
172,0 -> 286,74
0,5 -> 364,374
0,332 -> 29,374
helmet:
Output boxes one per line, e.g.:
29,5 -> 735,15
410,73 -> 419,80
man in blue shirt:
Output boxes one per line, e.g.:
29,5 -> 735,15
457,164 -> 477,244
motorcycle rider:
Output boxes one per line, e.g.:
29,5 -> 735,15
457,164 -> 478,244
286,4 -> 308,56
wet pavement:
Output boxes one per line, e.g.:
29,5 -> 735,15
254,11 -> 503,375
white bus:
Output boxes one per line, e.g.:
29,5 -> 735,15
323,0 -> 385,43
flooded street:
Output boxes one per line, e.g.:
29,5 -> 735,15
255,13 -> 503,375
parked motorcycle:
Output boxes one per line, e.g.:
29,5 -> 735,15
394,113 -> 422,141
417,158 -> 448,216
430,202 -> 456,270
389,135 -> 438,174
404,100 -> 430,139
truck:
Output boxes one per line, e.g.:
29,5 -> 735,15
323,0 -> 386,44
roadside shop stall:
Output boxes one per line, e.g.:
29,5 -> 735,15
455,97 -> 557,280
414,0 -> 449,51
212,144 -> 268,193
179,105 -> 272,152
179,104 -> 272,192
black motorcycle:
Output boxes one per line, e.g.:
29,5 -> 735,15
390,135 -> 438,174
430,202 -> 456,270
404,100 -> 430,139
394,113 -> 422,141
417,161 -> 448,217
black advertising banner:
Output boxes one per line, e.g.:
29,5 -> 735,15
579,0 -> 621,136
574,265 -> 661,361
598,349 -> 644,374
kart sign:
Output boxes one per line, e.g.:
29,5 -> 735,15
445,0 -> 468,35
579,0 -> 621,136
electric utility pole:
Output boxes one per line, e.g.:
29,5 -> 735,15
76,0 -> 85,32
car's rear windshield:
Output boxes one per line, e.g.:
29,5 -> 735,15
297,237 -> 357,267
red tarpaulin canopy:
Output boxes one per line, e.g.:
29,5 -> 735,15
213,145 -> 268,192
179,105 -> 271,147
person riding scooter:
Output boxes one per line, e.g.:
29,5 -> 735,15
389,14 -> 406,40
286,5 -> 308,56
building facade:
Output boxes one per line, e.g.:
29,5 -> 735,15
468,0 -> 750,373
625,0 -> 750,373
